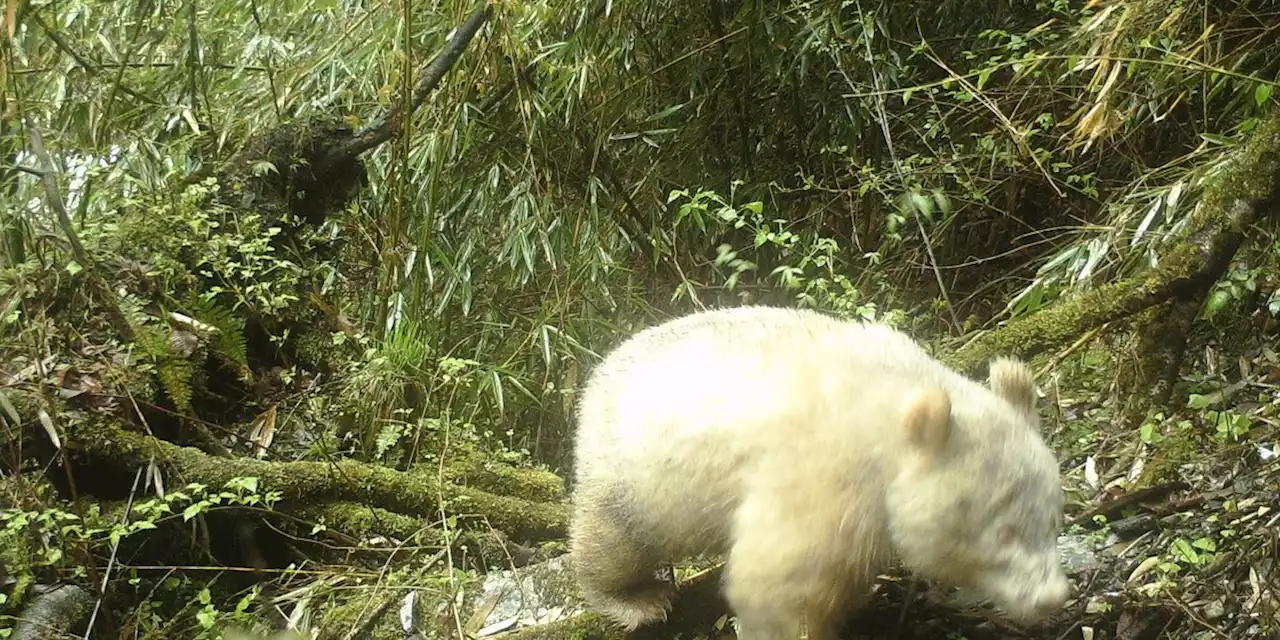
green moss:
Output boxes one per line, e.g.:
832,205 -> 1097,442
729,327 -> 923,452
439,451 -> 566,503
315,573 -> 460,640
938,276 -> 1135,376
1199,116 -> 1280,213
507,611 -> 626,640
944,111 -> 1280,380
78,416 -> 567,539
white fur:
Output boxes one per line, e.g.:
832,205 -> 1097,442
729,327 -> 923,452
569,306 -> 1070,639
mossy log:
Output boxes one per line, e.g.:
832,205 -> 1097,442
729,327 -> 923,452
941,113 -> 1280,379
64,419 -> 567,543
440,451 -> 566,504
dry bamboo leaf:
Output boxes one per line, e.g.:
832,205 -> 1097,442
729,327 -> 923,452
249,405 -> 278,459
0,389 -> 19,424
148,455 -> 165,498
37,408 -> 61,449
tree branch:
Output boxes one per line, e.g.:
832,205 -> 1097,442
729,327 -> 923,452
943,114 -> 1280,377
66,419 -> 567,542
314,1 -> 492,175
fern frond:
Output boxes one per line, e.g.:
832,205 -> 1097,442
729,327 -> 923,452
157,358 -> 194,414
182,292 -> 249,369
134,324 -> 174,360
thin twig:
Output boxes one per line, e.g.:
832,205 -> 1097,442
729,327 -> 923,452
1036,323 -> 1109,380
920,47 -> 1064,198
851,1 -> 962,334
339,593 -> 399,640
83,466 -> 145,639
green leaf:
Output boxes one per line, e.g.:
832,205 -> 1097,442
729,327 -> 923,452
196,607 -> 217,629
182,502 -> 205,521
977,68 -> 992,90
909,192 -> 934,219
1172,538 -> 1199,563
645,103 -> 687,122
1201,133 -> 1235,147
1192,537 -> 1217,552
1203,289 -> 1232,318
1256,83 -> 1273,107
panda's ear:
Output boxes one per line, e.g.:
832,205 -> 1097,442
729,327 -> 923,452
989,356 -> 1037,415
903,385 -> 952,455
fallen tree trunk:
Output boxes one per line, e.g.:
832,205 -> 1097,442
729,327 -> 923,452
63,418 -> 567,543
441,450 -> 566,504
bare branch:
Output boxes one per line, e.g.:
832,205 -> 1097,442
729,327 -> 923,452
314,1 -> 492,175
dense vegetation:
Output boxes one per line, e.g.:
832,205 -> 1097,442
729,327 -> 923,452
3,0 -> 1280,638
